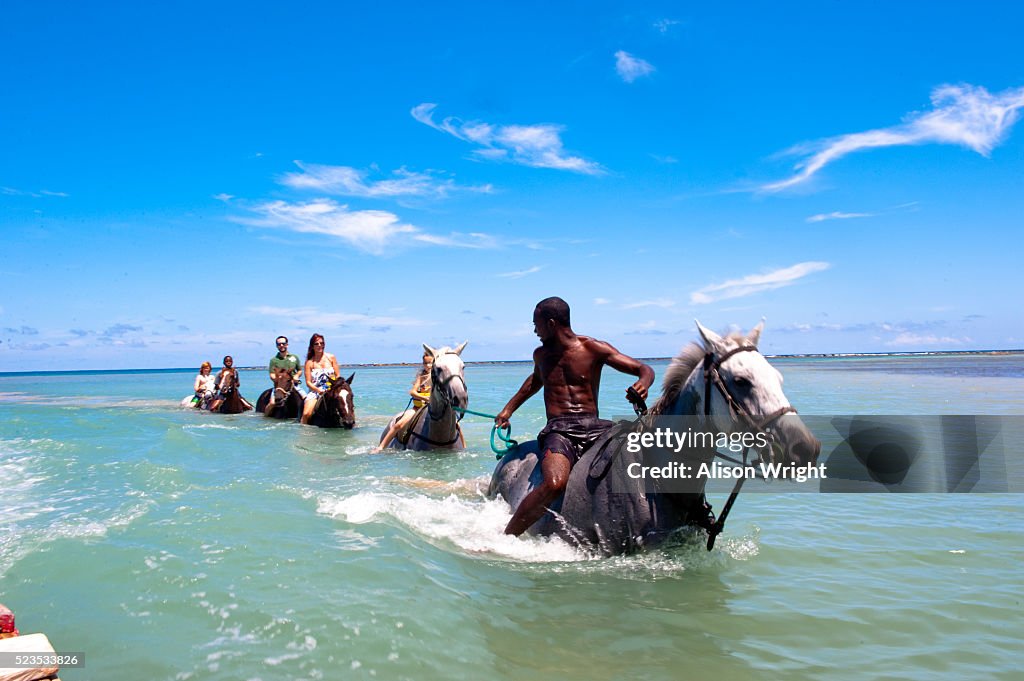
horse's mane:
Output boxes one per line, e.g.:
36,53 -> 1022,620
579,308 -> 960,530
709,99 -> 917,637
650,331 -> 748,416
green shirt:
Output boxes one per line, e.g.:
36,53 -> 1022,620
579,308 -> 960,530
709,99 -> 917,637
269,353 -> 302,381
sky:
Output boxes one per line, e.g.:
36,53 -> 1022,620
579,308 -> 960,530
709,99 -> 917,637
2,1 -> 1023,371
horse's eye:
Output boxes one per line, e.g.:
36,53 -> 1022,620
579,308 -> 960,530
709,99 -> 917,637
734,376 -> 752,389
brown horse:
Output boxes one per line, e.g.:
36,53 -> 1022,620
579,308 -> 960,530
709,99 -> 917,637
307,373 -> 357,428
211,368 -> 253,414
256,368 -> 304,419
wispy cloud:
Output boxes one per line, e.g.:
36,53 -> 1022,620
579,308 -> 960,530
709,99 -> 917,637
496,266 -> 543,279
621,298 -> 675,309
614,51 -> 655,83
237,199 -> 416,254
213,193 -> 234,202
250,305 -> 430,329
806,211 -> 874,223
764,84 -> 1024,191
2,186 -> 68,198
653,19 -> 681,35
593,297 -> 611,305
886,333 -> 969,347
411,104 -> 603,174
691,261 -> 830,304
234,198 -> 498,255
280,161 -> 492,198
777,320 -> 950,335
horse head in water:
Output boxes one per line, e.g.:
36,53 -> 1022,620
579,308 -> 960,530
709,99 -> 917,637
256,368 -> 303,419
379,342 -> 468,451
488,321 -> 820,555
309,373 -> 357,429
214,369 -> 252,414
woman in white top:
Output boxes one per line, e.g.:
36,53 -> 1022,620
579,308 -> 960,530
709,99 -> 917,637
301,333 -> 341,424
189,361 -> 216,408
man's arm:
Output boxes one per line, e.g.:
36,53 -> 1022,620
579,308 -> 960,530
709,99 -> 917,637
495,357 -> 543,428
598,341 -> 655,400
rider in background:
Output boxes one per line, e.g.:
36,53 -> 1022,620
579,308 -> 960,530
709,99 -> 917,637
495,297 -> 654,536
192,361 -> 216,408
268,335 -> 304,396
373,348 -> 433,452
301,333 -> 340,424
209,355 -> 253,412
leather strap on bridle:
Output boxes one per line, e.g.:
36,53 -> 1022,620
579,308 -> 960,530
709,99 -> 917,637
701,346 -> 797,551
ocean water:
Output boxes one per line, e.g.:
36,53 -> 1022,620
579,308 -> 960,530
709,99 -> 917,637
1,355 -> 1022,680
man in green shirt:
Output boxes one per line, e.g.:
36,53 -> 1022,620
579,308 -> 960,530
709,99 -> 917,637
268,335 -> 304,395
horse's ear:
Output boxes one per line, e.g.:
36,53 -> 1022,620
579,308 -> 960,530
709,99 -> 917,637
422,343 -> 437,358
453,341 -> 468,356
695,320 -> 726,355
346,373 -> 355,385
747,319 -> 765,347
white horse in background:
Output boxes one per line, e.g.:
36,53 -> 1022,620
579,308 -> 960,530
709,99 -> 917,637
378,342 -> 469,451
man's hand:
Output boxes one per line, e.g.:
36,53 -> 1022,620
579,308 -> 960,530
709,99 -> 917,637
628,380 -> 649,401
494,409 -> 512,429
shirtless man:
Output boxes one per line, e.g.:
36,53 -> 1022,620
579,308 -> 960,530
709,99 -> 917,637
495,297 -> 655,536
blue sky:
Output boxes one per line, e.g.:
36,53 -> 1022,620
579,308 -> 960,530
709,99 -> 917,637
2,2 -> 1022,371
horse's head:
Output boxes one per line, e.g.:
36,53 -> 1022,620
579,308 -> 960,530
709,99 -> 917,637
696,321 -> 819,467
656,321 -> 819,468
323,373 -> 357,428
424,341 -> 468,411
271,368 -> 294,393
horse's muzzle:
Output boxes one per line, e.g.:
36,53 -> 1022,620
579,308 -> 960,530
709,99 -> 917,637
775,415 -> 821,467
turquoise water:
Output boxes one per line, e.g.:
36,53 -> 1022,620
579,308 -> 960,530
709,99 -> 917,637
1,356 -> 1022,680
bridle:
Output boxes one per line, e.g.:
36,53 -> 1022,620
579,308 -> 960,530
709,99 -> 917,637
702,346 -> 797,434
700,344 -> 797,551
319,377 -> 354,426
407,352 -> 466,447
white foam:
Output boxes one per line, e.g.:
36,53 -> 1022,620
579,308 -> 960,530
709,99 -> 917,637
317,491 -> 588,562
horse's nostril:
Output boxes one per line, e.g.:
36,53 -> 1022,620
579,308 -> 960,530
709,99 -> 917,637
789,438 -> 821,465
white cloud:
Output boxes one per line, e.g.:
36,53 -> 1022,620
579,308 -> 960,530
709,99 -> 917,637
653,19 -> 681,34
691,261 -> 831,304
496,266 -> 542,279
250,305 -> 429,329
886,333 -> 969,347
765,84 -> 1024,191
621,298 -> 675,309
234,198 -> 499,255
593,297 -> 611,305
280,161 -> 492,198
806,211 -> 874,223
213,193 -> 234,202
614,50 -> 655,83
236,199 -> 416,255
2,186 -> 68,198
411,104 -> 603,174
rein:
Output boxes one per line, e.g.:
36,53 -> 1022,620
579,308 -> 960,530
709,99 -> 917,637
700,346 -> 796,550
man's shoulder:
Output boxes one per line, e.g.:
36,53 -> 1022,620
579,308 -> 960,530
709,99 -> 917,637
578,336 -> 616,354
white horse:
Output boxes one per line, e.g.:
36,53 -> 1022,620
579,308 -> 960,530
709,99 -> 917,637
378,342 -> 469,451
489,321 -> 820,554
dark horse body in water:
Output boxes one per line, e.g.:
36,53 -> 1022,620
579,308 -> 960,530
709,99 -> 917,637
212,384 -> 253,414
256,368 -> 304,419
488,322 -> 821,555
307,374 -> 357,428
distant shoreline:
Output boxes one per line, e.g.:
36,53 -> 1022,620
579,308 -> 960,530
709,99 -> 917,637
0,349 -> 1021,377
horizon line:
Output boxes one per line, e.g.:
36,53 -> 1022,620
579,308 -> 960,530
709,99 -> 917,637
1,349 -> 1021,377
